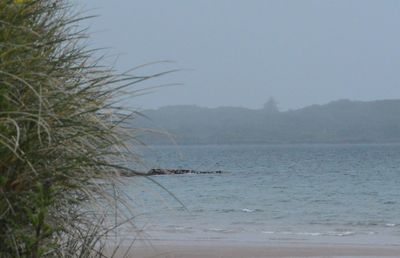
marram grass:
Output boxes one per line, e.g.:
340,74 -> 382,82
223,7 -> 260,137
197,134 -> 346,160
0,0 -> 164,257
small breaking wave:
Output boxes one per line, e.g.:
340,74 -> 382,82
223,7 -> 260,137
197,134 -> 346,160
326,231 -> 355,236
241,208 -> 263,213
216,208 -> 263,213
261,231 -> 322,236
241,208 -> 255,213
203,228 -> 242,234
261,230 -> 357,237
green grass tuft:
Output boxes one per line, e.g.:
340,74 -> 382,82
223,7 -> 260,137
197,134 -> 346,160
0,0 -> 161,256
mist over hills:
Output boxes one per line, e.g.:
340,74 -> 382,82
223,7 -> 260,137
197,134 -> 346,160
134,99 -> 400,144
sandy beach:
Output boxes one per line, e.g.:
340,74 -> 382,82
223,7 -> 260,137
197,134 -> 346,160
108,241 -> 400,258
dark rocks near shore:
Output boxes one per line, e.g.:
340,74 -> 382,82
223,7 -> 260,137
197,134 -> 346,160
147,168 -> 223,175
120,169 -> 223,177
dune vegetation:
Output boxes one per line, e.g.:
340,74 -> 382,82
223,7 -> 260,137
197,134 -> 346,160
0,0 -> 161,256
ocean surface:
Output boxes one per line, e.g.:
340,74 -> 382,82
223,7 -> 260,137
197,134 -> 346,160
122,144 -> 400,245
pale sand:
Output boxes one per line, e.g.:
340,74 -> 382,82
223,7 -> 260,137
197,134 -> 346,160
108,241 -> 400,258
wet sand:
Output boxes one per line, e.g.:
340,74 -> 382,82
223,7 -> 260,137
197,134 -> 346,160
109,241 -> 400,258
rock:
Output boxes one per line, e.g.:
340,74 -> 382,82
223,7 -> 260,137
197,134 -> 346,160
146,168 -> 223,176
119,168 -> 224,177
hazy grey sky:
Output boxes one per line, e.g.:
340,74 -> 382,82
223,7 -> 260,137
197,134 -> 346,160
79,0 -> 400,110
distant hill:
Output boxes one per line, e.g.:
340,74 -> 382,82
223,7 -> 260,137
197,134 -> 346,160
132,99 -> 400,144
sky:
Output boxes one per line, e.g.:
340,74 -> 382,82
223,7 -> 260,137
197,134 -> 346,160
77,0 -> 400,110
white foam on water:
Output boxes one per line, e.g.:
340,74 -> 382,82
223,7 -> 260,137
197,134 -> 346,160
262,231 -> 322,236
261,231 -> 275,234
296,232 -> 322,236
204,228 -> 239,233
326,231 -> 355,236
261,230 -> 357,237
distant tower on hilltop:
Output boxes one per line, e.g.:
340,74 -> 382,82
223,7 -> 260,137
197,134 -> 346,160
263,97 -> 279,113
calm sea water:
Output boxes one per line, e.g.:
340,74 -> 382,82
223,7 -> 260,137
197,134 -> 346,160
122,144 -> 400,245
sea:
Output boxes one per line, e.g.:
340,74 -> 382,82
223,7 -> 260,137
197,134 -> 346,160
120,144 -> 400,246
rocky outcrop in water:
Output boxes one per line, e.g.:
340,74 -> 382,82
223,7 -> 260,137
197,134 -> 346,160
147,169 -> 223,175
120,169 -> 223,177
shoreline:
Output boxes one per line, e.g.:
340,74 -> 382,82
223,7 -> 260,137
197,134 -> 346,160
108,240 -> 400,258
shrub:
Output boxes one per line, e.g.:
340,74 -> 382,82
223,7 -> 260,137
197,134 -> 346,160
0,0 -> 160,256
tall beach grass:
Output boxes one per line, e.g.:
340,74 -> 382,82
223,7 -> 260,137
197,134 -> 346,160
0,0 -> 167,256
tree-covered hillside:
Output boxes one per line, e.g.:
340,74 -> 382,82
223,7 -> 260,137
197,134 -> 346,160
135,99 -> 400,144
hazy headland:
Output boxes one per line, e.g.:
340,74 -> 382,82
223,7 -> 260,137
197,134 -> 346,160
135,99 -> 400,145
